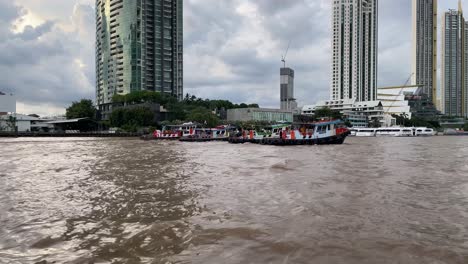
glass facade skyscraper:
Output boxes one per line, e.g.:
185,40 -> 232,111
412,0 -> 437,106
330,0 -> 378,102
441,4 -> 468,118
96,0 -> 183,116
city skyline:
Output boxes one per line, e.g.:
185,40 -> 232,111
2,0 -> 468,116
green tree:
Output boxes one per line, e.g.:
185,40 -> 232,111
112,91 -> 176,106
464,123 -> 468,131
4,116 -> 17,132
127,107 -> 154,126
166,102 -> 187,121
109,107 -> 154,128
109,108 -> 125,127
186,107 -> 219,127
66,99 -> 96,120
427,120 -> 441,129
369,118 -> 381,128
314,107 -> 343,120
393,114 -> 411,127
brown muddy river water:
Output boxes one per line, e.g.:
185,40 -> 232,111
0,137 -> 468,263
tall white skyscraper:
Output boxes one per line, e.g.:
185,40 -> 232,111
412,0 -> 437,106
330,0 -> 378,102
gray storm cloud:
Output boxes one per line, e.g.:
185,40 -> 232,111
0,0 -> 430,114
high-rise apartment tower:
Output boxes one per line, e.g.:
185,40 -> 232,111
96,0 -> 183,116
412,0 -> 437,106
441,2 -> 468,117
330,0 -> 378,102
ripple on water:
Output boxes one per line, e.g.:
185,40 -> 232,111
1,137 -> 468,263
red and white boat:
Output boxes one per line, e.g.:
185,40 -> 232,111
143,123 -> 198,140
179,126 -> 231,142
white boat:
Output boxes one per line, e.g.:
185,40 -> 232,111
414,127 -> 435,136
350,128 -> 377,137
376,127 -> 413,137
350,127 -> 434,137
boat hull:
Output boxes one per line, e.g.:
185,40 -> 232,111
228,133 -> 349,146
179,137 -> 228,142
140,135 -> 180,140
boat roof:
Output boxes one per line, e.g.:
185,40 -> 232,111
166,124 -> 198,127
313,119 -> 343,125
293,119 -> 343,126
268,124 -> 291,128
45,118 -> 91,124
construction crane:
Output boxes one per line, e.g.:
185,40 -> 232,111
281,40 -> 291,68
384,73 -> 414,114
403,73 -> 414,88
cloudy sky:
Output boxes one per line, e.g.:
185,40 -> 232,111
0,0 -> 465,116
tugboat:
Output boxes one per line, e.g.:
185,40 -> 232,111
141,122 -> 198,140
229,119 -> 350,145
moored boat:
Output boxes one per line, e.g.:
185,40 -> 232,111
414,127 -> 435,136
179,126 -> 232,142
375,127 -> 413,137
349,127 -> 435,137
444,129 -> 468,136
350,128 -> 377,137
375,127 -> 434,137
142,122 -> 198,140
228,119 -> 350,145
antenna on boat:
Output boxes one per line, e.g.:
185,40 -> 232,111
281,40 -> 291,68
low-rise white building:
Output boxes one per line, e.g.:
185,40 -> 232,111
0,114 -> 57,132
377,86 -> 418,118
302,86 -> 417,128
302,99 -> 389,127
0,114 -> 39,132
